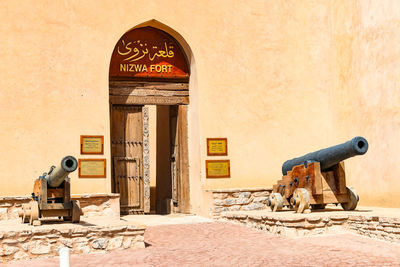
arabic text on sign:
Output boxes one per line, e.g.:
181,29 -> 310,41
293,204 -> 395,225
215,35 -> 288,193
117,39 -> 175,62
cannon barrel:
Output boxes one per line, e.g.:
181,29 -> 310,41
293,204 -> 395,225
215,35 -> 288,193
45,156 -> 78,187
282,136 -> 368,175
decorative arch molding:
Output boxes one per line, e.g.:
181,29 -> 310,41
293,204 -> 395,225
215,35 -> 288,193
109,23 -> 191,106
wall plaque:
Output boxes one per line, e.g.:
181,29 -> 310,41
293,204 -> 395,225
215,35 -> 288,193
207,138 -> 228,156
206,160 -> 230,178
109,26 -> 189,80
80,135 -> 104,155
78,159 -> 106,178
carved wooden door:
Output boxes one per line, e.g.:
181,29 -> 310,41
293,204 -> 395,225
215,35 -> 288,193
111,105 -> 144,214
169,105 -> 190,213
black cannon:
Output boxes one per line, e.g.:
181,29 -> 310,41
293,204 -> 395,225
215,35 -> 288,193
267,137 -> 369,213
19,156 -> 83,225
282,136 -> 368,175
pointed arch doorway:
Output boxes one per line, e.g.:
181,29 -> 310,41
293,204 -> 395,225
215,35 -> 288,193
109,26 -> 190,215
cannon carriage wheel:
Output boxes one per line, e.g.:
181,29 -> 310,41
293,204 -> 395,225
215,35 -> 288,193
63,200 -> 82,223
341,187 -> 359,211
29,201 -> 39,225
71,200 -> 82,223
19,201 -> 40,225
291,188 -> 311,213
267,193 -> 284,212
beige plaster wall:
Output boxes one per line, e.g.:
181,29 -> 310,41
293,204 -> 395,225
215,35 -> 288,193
0,0 -> 399,213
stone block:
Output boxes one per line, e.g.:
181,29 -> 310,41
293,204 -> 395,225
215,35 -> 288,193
280,217 -> 305,223
17,237 -> 28,242
91,238 -> 108,249
107,236 -> 123,250
19,230 -> 32,237
123,237 -> 133,248
249,214 -> 262,221
238,192 -> 251,198
108,226 -> 127,233
329,215 -> 349,220
60,229 -> 71,236
232,214 -> 248,220
2,239 -> 18,244
252,191 -> 270,197
72,229 -> 88,235
29,240 -> 51,255
213,193 -> 229,199
21,243 -> 28,251
224,198 -> 237,206
306,216 -> 321,223
236,197 -> 251,205
227,205 -> 241,211
73,237 -> 89,244
74,243 -> 90,254
32,236 -> 47,240
2,245 -> 19,256
135,235 -> 144,242
132,241 -> 145,249
213,199 -> 224,206
13,251 -> 29,261
213,206 -> 228,213
6,231 -> 17,238
32,229 -> 52,235
59,238 -> 73,248
252,197 -> 268,204
241,203 -> 264,211
283,222 -> 305,228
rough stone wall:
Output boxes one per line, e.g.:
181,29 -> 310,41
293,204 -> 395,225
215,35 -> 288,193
0,225 -> 145,263
75,194 -> 120,219
0,194 -> 120,221
209,188 -> 272,218
222,212 -> 400,243
0,197 -> 30,220
348,215 -> 400,243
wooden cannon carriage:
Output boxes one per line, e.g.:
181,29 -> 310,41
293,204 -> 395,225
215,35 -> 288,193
267,137 -> 368,213
19,156 -> 83,225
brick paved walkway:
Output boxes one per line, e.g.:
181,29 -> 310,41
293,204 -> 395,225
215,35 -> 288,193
4,222 -> 400,266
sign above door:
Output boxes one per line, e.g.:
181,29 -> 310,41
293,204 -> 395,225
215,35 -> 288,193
109,27 -> 190,81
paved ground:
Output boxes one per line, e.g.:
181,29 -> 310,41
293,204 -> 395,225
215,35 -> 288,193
4,222 -> 400,267
121,213 -> 213,226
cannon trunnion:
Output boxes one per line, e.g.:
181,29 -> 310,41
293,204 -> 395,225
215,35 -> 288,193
267,137 -> 368,213
19,156 -> 83,225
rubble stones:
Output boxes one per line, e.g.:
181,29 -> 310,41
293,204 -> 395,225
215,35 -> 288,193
210,189 -> 271,218
0,225 -> 146,263
0,194 -> 120,222
222,211 -> 400,243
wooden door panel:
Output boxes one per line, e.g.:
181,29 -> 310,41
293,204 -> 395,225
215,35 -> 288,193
111,105 -> 144,214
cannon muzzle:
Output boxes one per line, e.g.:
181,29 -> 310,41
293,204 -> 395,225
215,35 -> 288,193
282,136 -> 368,175
45,156 -> 78,187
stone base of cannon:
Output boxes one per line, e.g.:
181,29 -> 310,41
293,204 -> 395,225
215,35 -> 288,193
267,161 -> 359,213
19,178 -> 83,225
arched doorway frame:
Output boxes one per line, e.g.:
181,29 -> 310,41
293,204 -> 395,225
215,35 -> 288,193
108,20 -> 200,214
